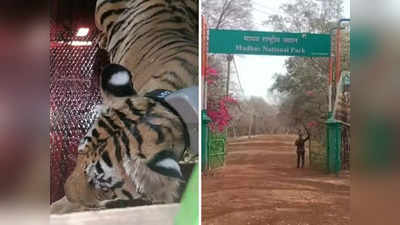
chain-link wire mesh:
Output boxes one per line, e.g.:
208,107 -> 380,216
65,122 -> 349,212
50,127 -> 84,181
50,20 -> 108,203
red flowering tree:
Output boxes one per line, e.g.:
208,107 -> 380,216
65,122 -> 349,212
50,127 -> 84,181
204,67 -> 218,85
204,66 -> 238,132
207,96 -> 238,132
307,121 -> 317,128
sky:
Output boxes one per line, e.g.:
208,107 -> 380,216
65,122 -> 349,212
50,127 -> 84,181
233,0 -> 351,104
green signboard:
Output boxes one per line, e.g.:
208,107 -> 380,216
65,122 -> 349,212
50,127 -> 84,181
209,29 -> 331,57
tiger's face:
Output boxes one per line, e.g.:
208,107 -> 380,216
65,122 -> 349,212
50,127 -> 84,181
64,64 -> 186,207
63,0 -> 198,208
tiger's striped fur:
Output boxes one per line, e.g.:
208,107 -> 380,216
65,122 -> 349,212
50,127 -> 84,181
65,64 -> 188,207
63,0 -> 198,208
95,0 -> 198,94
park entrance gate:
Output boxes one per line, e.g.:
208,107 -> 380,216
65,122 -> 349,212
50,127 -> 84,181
203,27 -> 348,174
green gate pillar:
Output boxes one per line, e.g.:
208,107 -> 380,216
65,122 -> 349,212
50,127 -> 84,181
201,110 -> 211,171
326,115 -> 342,174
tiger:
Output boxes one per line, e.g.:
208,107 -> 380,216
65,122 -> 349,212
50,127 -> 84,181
95,0 -> 198,95
60,0 -> 198,210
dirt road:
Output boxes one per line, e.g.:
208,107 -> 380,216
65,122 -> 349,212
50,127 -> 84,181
202,135 -> 350,225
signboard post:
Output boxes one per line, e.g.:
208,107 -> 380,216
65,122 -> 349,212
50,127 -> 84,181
209,29 -> 331,57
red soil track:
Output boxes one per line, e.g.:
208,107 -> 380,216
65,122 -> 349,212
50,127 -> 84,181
202,135 -> 350,225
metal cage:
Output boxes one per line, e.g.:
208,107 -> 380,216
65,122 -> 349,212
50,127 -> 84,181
50,20 -> 108,203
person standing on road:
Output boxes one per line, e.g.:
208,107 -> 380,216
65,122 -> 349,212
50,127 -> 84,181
295,129 -> 310,168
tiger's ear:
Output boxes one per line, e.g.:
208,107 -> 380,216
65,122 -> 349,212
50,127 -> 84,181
100,64 -> 137,100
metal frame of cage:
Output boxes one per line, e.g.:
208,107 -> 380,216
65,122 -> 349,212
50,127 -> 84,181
50,20 -> 109,203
